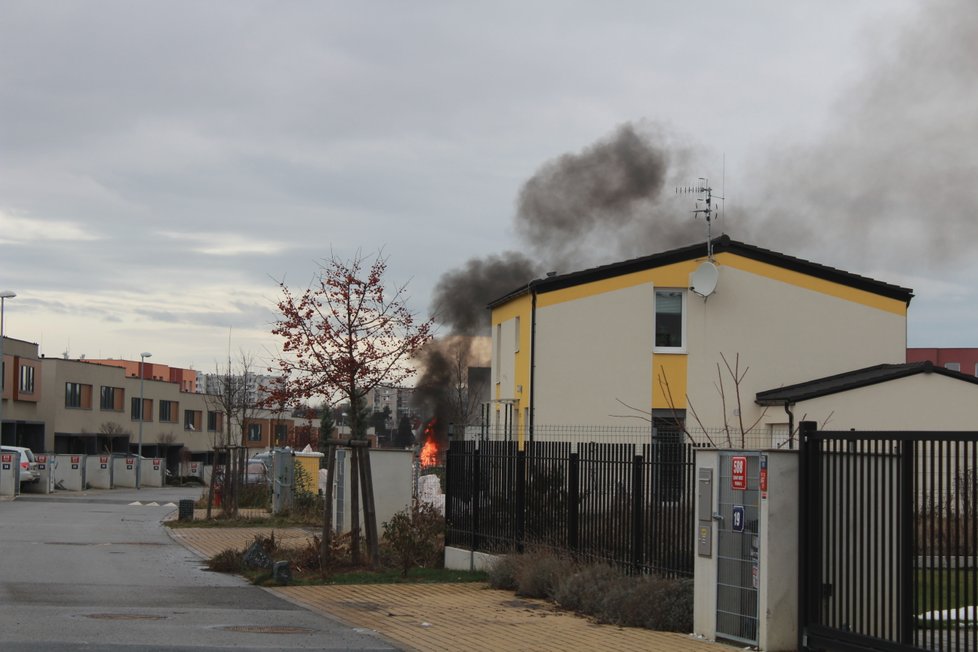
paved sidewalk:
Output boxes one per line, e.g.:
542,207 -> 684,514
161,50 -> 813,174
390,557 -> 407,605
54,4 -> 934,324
168,524 -> 732,652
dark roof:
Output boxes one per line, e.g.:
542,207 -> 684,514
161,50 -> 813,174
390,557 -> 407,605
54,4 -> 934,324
755,361 -> 978,405
487,234 -> 915,308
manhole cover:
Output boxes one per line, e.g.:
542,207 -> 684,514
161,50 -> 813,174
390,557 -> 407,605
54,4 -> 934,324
86,614 -> 166,621
221,625 -> 315,634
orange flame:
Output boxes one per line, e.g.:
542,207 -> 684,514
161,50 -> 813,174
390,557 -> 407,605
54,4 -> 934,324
420,419 -> 439,467
420,437 -> 439,467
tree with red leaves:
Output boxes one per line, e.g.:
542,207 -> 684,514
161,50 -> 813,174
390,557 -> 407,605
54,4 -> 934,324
272,250 -> 433,428
271,250 -> 433,565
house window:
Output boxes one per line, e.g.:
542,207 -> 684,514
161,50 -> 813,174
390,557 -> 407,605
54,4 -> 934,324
514,316 -> 520,353
207,411 -> 220,432
159,400 -> 177,423
275,424 -> 289,445
654,289 -> 685,352
66,382 -> 83,408
248,423 -> 262,442
131,397 -> 152,421
184,410 -> 201,431
945,362 -> 961,372
19,365 -> 34,393
100,386 -> 123,411
494,323 -> 502,382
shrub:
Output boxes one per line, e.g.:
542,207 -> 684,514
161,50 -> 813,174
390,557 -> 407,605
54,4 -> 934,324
513,550 -> 577,600
553,562 -> 622,614
208,548 -> 244,572
486,553 -> 520,591
597,575 -> 694,633
488,550 -> 694,634
382,500 -> 445,577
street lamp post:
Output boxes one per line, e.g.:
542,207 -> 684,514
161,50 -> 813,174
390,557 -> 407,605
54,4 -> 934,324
136,351 -> 152,489
0,291 -> 16,446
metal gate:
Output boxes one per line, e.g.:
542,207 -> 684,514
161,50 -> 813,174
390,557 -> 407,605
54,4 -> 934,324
716,452 -> 761,645
800,422 -> 978,652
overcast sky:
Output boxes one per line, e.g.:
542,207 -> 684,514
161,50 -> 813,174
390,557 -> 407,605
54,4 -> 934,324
2,0 -> 975,372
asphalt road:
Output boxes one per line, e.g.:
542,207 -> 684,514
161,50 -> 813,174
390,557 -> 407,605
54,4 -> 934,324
0,486 -> 396,651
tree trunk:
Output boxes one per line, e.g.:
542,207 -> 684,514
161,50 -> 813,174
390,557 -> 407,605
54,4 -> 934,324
358,445 -> 380,565
350,447 -> 361,566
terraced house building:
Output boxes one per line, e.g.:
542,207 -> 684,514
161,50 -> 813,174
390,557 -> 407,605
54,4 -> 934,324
487,235 -> 978,446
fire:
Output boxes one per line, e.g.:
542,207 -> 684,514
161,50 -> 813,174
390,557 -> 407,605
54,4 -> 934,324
420,419 -> 439,467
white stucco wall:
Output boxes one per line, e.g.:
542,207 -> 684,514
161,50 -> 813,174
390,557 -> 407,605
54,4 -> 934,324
684,265 -> 907,431
785,373 -> 978,431
533,284 -> 653,426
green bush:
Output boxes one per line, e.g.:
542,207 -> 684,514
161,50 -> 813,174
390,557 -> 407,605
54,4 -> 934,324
381,500 -> 445,577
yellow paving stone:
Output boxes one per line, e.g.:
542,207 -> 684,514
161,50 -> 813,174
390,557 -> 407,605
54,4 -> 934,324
170,526 -> 734,652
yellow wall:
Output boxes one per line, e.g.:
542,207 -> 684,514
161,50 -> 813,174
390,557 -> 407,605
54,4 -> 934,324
491,294 -> 533,437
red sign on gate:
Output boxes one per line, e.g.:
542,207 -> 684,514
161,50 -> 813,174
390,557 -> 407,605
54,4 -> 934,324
1,454 -> 10,463
731,456 -> 748,490
71,456 -> 80,464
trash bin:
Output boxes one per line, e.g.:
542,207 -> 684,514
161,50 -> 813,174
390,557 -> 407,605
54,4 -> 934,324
178,498 -> 195,521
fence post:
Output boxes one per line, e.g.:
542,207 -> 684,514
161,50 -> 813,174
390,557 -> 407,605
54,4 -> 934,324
798,420 -> 817,651
632,454 -> 645,572
471,447 -> 480,554
568,452 -> 579,552
516,449 -> 526,553
899,438 -> 914,645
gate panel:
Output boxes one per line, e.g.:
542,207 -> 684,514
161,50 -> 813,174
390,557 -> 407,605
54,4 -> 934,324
717,452 -> 761,645
801,425 -> 978,652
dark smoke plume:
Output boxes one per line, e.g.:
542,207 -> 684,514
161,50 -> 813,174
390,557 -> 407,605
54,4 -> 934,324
517,123 -> 699,268
429,251 -> 539,336
418,124 -> 685,428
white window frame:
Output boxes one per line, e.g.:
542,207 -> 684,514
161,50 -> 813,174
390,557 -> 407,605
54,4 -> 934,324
653,288 -> 687,354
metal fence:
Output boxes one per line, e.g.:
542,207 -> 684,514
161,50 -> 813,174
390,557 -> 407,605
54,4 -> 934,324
466,423 -> 781,451
445,434 -> 697,577
800,424 -> 978,652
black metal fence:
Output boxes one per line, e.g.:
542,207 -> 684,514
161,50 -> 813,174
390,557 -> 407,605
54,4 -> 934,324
800,423 -> 978,652
445,435 -> 696,577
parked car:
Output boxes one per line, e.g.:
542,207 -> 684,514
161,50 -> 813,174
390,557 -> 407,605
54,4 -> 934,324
1,445 -> 40,484
211,460 -> 269,485
244,460 -> 269,485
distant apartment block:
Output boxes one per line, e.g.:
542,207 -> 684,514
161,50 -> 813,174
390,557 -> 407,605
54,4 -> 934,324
907,348 -> 978,375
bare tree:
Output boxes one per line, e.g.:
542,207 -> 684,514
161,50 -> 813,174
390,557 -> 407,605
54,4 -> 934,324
203,348 -> 264,518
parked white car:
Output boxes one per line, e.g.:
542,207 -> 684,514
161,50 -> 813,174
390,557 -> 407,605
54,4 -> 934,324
1,445 -> 40,484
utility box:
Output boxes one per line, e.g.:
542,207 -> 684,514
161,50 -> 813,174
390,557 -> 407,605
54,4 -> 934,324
140,457 -> 165,488
327,448 -> 413,535
184,460 -> 204,482
54,454 -> 86,491
271,449 -> 295,515
112,455 -> 138,488
0,450 -> 20,496
693,449 -> 799,652
86,454 -> 113,489
22,453 -> 56,494
293,451 -> 324,493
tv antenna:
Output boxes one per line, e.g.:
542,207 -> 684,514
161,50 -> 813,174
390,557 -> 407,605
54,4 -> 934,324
676,178 -> 723,260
